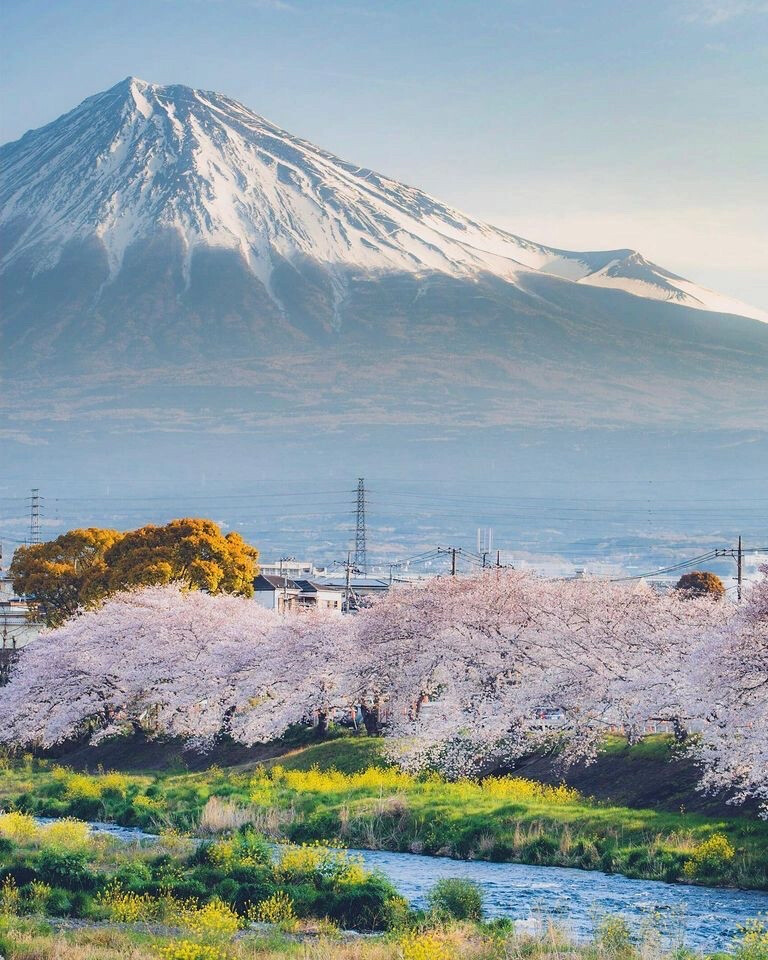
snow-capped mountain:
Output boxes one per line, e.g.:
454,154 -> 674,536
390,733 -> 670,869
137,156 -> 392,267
2,73 -> 768,491
2,77 -> 765,323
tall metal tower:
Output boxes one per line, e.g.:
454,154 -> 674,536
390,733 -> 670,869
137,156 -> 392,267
29,488 -> 42,545
353,477 -> 368,575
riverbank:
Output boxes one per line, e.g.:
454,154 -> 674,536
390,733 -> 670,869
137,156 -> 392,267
3,913 -> 758,960
6,810 -> 764,957
3,740 -> 767,890
30,730 -> 759,818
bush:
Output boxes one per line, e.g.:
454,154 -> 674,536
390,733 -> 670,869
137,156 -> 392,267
684,833 -> 735,881
36,850 -> 96,891
427,877 -> 484,921
675,570 -> 725,598
598,915 -> 634,955
114,859 -> 152,890
522,835 -> 558,863
45,886 -> 73,915
327,875 -> 408,930
736,918 -> 768,960
399,931 -> 452,960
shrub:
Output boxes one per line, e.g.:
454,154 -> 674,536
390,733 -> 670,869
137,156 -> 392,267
251,890 -> 297,928
97,882 -> 154,922
675,570 -> 725,598
22,880 -> 51,914
522,835 -> 559,863
156,942 -> 227,960
0,812 -> 39,844
208,830 -> 270,870
736,919 -> 768,960
327,875 -> 402,931
399,931 -> 452,960
40,818 -> 91,852
683,833 -> 735,881
44,886 -> 72,916
597,915 -> 634,954
114,858 -> 153,890
0,876 -> 20,915
36,849 -> 96,891
179,897 -> 241,940
427,877 -> 484,921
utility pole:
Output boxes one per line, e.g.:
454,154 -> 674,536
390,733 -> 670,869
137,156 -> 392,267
345,550 -> 352,606
353,478 -> 368,575
278,556 -> 294,614
737,536 -> 743,601
713,539 -> 747,600
451,547 -> 457,577
28,488 -> 42,545
496,549 -> 501,568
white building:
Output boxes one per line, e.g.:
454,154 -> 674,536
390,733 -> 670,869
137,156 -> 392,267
252,575 -> 345,614
258,560 -> 329,579
0,575 -> 43,649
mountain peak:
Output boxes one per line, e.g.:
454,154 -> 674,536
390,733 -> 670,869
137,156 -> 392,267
1,78 -> 766,323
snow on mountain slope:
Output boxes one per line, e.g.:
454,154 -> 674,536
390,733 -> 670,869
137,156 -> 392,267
1,76 -> 766,324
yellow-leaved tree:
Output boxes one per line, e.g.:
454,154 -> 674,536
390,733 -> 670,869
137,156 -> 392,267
103,518 -> 259,596
9,527 -> 124,626
10,518 -> 259,626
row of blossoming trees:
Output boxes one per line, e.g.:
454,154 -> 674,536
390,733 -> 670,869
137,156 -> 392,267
2,568 -> 766,814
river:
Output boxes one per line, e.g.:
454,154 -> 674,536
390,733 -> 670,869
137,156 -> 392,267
44,819 -> 768,952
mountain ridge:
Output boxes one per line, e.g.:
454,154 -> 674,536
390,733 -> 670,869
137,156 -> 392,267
2,76 -> 765,324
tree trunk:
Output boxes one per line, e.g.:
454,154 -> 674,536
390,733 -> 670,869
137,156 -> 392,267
360,703 -> 381,737
315,710 -> 328,739
671,716 -> 688,743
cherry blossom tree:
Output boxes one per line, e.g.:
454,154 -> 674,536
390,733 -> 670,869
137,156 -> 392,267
0,586 -> 275,747
2,571 -> 766,815
691,566 -> 768,815
354,571 -> 724,775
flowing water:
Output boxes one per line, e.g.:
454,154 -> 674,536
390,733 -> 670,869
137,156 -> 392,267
45,820 -> 768,952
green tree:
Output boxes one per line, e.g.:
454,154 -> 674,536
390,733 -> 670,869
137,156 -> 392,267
9,528 -> 124,626
675,570 -> 726,599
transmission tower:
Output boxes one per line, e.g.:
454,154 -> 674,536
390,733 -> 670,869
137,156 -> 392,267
353,477 -> 368,575
29,488 -> 42,545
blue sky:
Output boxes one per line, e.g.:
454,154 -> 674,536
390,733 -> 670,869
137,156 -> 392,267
2,0 -> 767,308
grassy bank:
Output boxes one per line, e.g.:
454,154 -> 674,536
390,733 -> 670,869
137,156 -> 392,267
2,741 -> 767,890
4,913 -> 765,960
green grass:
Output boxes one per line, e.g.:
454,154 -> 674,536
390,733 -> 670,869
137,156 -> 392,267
599,733 -> 678,761
260,737 -> 387,774
3,739 -> 767,890
0,912 -> 756,960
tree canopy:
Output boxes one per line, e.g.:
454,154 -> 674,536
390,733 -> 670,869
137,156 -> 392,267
9,518 -> 259,626
102,518 -> 258,597
3,568 -> 766,815
8,527 -> 123,626
675,570 -> 726,598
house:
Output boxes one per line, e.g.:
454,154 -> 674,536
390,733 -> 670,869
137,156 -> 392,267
292,580 -> 346,612
252,575 -> 345,614
0,574 -> 43,650
258,560 -> 329,579
312,575 -> 390,599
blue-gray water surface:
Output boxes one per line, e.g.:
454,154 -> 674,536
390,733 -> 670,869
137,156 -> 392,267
45,820 -> 768,952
